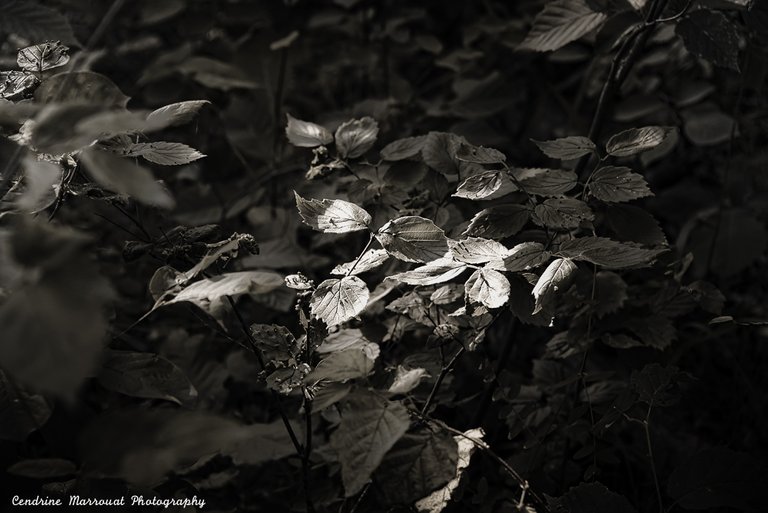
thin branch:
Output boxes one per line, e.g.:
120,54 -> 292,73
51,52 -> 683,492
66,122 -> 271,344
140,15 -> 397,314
421,345 -> 465,415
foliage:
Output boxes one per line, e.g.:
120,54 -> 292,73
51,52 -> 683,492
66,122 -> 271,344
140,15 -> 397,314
1,1 -> 767,512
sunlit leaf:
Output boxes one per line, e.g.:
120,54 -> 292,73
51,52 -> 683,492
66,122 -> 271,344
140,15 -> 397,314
285,113 -> 333,147
335,117 -> 379,158
390,258 -> 468,285
309,276 -> 370,326
294,192 -> 372,233
377,216 -> 449,263
465,268 -> 511,309
605,126 -> 674,157
532,257 -> 577,314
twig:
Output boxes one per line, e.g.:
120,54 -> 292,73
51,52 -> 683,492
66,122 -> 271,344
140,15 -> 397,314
345,232 -> 376,277
472,319 -> 517,427
643,404 -> 664,513
421,345 -> 465,415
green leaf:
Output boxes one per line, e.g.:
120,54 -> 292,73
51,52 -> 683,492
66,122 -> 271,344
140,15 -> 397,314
558,236 -> 665,269
374,429 -> 459,505
0,369 -> 52,442
677,10 -> 740,71
380,135 -> 427,161
514,167 -> 578,196
532,258 -> 577,314
17,42 -> 69,72
331,248 -> 389,276
605,126 -> 674,157
453,169 -> 518,200
35,71 -> 129,106
122,142 -> 206,166
377,216 -> 449,263
518,0 -> 607,52
463,204 -> 531,239
486,241 -> 550,272
0,0 -> 78,44
79,147 -> 175,209
533,198 -> 594,229
668,448 -> 763,511
532,136 -> 596,160
285,113 -> 333,147
7,458 -> 76,479
309,276 -> 370,326
330,390 -> 410,497
305,343 -> 379,383
588,166 -> 653,202
449,237 -> 510,264
335,117 -> 379,158
97,350 -> 197,407
390,258 -> 468,285
465,268 -> 511,309
294,192 -> 372,233
455,143 -> 506,164
146,100 -> 210,127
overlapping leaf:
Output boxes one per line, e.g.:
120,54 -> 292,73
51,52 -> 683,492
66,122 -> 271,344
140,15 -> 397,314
377,216 -> 449,263
295,192 -> 372,233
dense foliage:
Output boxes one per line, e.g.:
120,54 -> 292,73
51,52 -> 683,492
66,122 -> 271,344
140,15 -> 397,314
1,0 -> 767,512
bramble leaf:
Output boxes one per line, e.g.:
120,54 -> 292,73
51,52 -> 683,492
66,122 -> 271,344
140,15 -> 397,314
381,135 -> 427,161
332,249 -> 389,276
588,166 -> 653,202
514,167 -> 578,196
17,42 -> 69,71
454,169 -> 517,200
486,242 -> 550,272
295,192 -> 372,233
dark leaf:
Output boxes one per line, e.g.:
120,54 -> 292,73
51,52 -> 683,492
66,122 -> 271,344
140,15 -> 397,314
380,135 -> 427,161
558,236 -> 664,269
7,458 -> 77,479
335,117 -> 379,158
35,71 -> 129,106
677,10 -> 740,71
515,167 -> 579,196
0,0 -> 78,44
518,0 -> 607,52
532,258 -> 577,314
551,482 -> 636,513
0,369 -> 52,441
463,204 -> 531,239
605,126 -> 674,157
588,166 -> 653,202
533,136 -> 596,160
533,198 -> 594,229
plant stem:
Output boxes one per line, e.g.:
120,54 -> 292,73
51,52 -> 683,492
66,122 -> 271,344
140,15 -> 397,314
421,345 -> 465,415
644,404 -> 664,513
472,319 -> 516,427
346,232 -> 376,277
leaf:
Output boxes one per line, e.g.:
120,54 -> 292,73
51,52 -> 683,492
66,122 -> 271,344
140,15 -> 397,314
157,271 -> 286,320
176,56 -> 259,90
35,71 -> 129,106
285,113 -> 333,147
518,0 -> 607,52
146,100 -> 210,127
381,135 -> 428,161
388,366 -> 430,395
16,157 -> 62,214
121,142 -> 206,165
30,104 -> 105,153
305,343 -> 379,383
552,482 -> 637,513
463,204 -> 531,239
79,147 -> 175,209
677,10 -> 740,71
377,216 -> 449,263
17,42 -> 69,71
415,428 -> 484,513
0,70 -> 38,100
532,258 -> 577,314
668,448 -> 763,511
453,169 -> 517,200
317,328 -> 370,354
592,271 -> 628,316
487,242 -> 550,272
588,166 -> 653,202
0,0 -> 78,44
374,429 -> 459,505
249,324 -> 300,363
455,143 -> 506,164
294,192 -> 372,233
309,276 -> 370,326
421,132 -> 464,175
465,268 -> 511,309
605,315 -> 676,350
631,363 -> 685,406
605,204 -> 667,246
335,117 -> 379,158
514,167 -> 578,196
449,237 -> 510,264
682,107 -> 735,146
332,249 -> 389,276
533,136 -> 595,160
0,369 -> 52,442
330,390 -> 410,497
508,275 -> 554,326
533,198 -> 594,229
558,236 -> 664,269
97,350 -> 197,407
390,258 -> 468,285
605,126 -> 674,157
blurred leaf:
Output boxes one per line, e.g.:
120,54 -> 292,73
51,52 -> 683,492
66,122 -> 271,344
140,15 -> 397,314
375,428 -> 458,504
377,216 -> 449,263
518,0 -> 607,52
146,100 -> 209,127
16,157 -> 62,214
0,0 -> 78,44
295,192 -> 372,233
0,369 -> 52,441
335,117 -> 379,158
7,458 -> 76,479
80,147 -> 175,209
677,10 -> 740,71
388,366 -> 430,395
285,114 -> 333,147
310,276 -> 370,326
305,343 -> 379,383
98,350 -> 197,407
380,135 -> 428,161
682,107 -> 736,146
35,71 -> 129,106
533,136 -> 595,160
455,143 -> 506,164
588,166 -> 653,202
330,390 -> 410,497
551,482 -> 636,513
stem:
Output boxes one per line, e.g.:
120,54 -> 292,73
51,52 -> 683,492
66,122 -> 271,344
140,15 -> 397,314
472,319 -> 516,427
303,393 -> 316,513
644,404 -> 664,513
421,345 -> 465,415
345,232 -> 376,277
